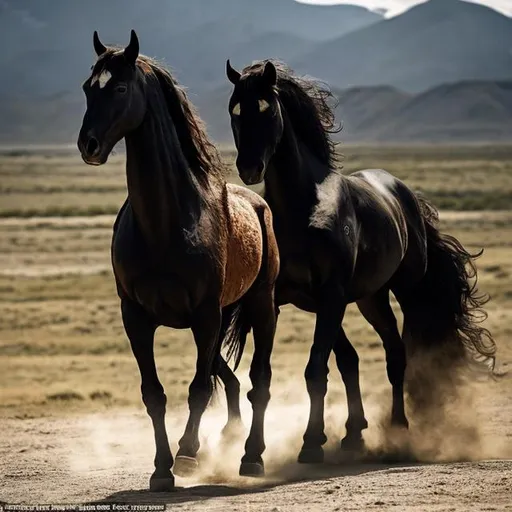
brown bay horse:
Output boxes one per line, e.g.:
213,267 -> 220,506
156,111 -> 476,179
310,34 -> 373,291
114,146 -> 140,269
225,59 -> 496,464
77,31 -> 279,490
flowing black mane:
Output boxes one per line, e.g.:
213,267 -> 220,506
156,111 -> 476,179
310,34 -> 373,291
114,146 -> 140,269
94,49 -> 225,185
242,60 -> 340,169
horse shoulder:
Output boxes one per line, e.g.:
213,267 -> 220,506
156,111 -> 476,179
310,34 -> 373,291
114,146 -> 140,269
309,171 -> 346,232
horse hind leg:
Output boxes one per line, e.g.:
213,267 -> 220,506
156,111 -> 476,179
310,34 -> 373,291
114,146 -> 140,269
218,356 -> 244,440
233,199 -> 278,477
238,285 -> 276,477
333,327 -> 368,452
214,302 -> 244,440
357,288 -> 408,428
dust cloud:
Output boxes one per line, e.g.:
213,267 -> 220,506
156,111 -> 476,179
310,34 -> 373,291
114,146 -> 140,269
65,360 -> 509,489
366,350 -> 512,466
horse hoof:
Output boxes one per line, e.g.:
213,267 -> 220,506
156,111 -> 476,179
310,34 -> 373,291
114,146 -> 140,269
340,436 -> 365,454
391,417 -> 409,429
173,456 -> 199,477
149,475 -> 175,492
298,447 -> 324,464
239,462 -> 265,477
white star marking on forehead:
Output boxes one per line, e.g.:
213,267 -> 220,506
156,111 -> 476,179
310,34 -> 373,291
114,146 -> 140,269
90,70 -> 112,89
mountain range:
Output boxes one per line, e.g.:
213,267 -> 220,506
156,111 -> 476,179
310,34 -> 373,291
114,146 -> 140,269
0,0 -> 380,97
0,0 -> 511,144
294,0 -> 512,92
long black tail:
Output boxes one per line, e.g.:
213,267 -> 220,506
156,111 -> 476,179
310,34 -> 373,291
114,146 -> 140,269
402,196 -> 496,371
213,300 -> 251,380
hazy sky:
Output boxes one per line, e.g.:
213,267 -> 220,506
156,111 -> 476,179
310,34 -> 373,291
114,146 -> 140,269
298,0 -> 512,17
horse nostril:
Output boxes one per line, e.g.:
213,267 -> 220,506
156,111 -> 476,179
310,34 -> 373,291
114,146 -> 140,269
86,136 -> 100,156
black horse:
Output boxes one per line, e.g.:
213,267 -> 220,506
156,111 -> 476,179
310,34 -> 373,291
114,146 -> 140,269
77,32 -> 280,490
226,59 -> 496,464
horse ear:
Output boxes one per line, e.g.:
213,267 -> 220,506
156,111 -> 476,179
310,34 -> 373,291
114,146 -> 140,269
226,60 -> 241,85
93,31 -> 107,57
124,29 -> 139,67
263,61 -> 277,87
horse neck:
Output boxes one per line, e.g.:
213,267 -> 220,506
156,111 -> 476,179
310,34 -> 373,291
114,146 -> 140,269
264,110 -> 331,225
124,99 -> 205,249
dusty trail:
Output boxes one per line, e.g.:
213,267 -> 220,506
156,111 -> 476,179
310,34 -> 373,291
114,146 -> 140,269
1,385 -> 511,511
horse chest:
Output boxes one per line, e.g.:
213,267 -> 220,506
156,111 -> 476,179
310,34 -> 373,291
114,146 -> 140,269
114,256 -> 196,327
112,220 -> 206,328
275,232 -> 356,309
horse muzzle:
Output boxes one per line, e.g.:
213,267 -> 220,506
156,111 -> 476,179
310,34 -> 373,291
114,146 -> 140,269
236,159 -> 266,186
77,131 -> 109,166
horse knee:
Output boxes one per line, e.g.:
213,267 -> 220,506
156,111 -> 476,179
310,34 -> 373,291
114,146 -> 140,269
305,355 -> 328,396
249,358 -> 271,385
335,340 -> 359,374
141,384 -> 167,417
247,387 -> 270,407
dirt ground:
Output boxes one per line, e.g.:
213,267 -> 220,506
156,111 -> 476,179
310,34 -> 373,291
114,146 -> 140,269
1,390 -> 511,511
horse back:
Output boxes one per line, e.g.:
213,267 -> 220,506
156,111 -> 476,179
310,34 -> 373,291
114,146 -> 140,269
345,169 -> 427,296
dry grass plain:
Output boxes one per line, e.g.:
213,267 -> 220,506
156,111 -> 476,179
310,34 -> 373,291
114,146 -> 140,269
0,145 -> 511,509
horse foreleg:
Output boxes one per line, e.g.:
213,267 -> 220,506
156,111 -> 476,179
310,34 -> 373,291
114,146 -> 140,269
121,299 -> 174,492
298,289 -> 346,464
174,302 -> 221,477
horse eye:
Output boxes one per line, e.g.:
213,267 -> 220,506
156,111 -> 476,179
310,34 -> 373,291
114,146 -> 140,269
232,103 -> 241,116
258,99 -> 270,113
115,84 -> 128,94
